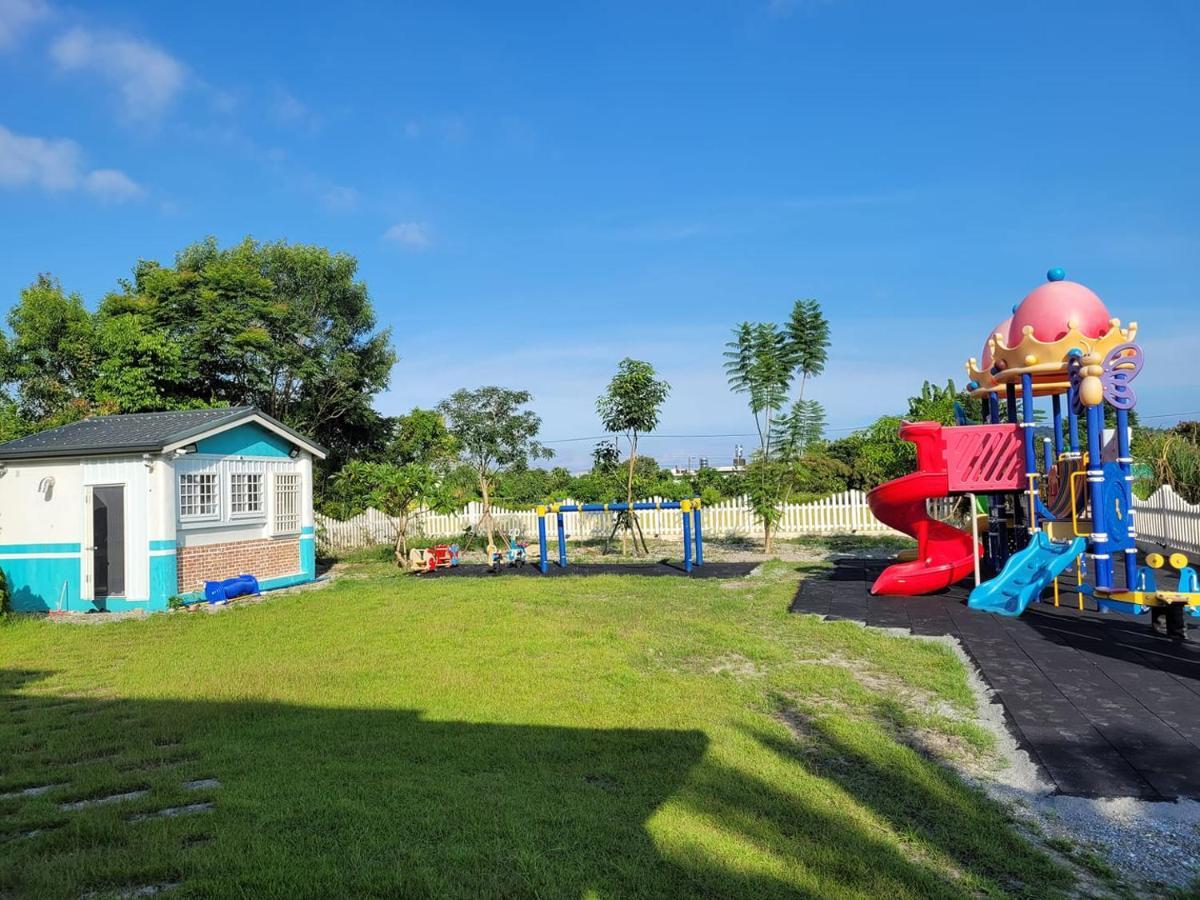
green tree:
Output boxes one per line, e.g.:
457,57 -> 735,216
328,461 -> 452,561
98,237 -> 396,467
596,358 -> 670,554
724,299 -> 832,550
724,322 -> 793,462
437,387 -> 552,548
386,408 -> 459,469
3,275 -> 97,424
777,398 -> 827,456
785,299 -> 830,409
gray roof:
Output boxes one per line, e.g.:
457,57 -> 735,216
0,406 -> 326,460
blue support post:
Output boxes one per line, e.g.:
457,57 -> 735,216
1051,394 -> 1064,457
1005,383 -> 1018,423
1067,364 -> 1081,457
1086,404 -> 1111,588
986,392 -> 1004,568
1116,407 -> 1138,587
1042,438 -> 1054,476
681,502 -> 693,573
1020,374 -> 1038,541
556,511 -> 567,569
537,507 -> 549,574
693,501 -> 703,566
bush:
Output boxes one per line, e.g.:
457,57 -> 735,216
1134,423 -> 1200,503
0,566 -> 11,616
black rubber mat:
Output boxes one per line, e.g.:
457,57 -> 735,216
417,561 -> 758,579
790,557 -> 1200,800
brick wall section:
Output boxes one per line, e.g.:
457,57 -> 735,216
177,537 -> 300,592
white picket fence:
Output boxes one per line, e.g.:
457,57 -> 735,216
315,491 -> 960,552
1133,485 -> 1200,555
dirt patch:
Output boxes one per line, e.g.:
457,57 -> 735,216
708,653 -> 765,678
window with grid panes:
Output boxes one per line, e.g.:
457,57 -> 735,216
231,472 -> 264,515
179,472 -> 219,519
274,472 -> 300,533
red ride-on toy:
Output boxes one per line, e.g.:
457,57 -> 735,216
408,543 -> 460,573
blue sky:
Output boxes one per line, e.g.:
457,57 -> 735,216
2,0 -> 1198,469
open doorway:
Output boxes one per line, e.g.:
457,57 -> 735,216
91,485 -> 126,599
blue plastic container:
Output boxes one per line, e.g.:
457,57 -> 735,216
204,574 -> 260,604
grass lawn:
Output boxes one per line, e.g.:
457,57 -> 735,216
0,555 -> 1073,898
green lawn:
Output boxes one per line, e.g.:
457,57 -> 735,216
0,558 -> 1072,899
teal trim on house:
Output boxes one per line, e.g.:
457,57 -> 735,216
1,556 -> 81,612
300,534 -> 316,579
301,525 -> 315,535
177,569 -> 316,605
259,571 -> 315,592
149,553 -> 178,610
149,539 -> 177,552
0,542 -> 82,555
195,422 -> 293,458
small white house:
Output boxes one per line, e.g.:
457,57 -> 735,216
0,406 -> 325,613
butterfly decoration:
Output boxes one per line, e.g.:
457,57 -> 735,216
1072,342 -> 1142,410
1099,342 -> 1142,410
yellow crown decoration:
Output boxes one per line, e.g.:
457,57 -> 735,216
965,316 -> 1137,398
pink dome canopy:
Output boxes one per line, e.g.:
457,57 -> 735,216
980,316 -> 1012,370
1008,281 -> 1111,344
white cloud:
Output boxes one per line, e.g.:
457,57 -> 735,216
383,222 -> 432,250
0,124 -> 79,189
0,124 -> 143,201
272,90 -> 321,131
82,167 -> 145,201
320,185 -> 359,212
50,26 -> 185,119
402,114 -> 468,144
0,0 -> 48,51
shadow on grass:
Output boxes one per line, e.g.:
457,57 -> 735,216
1,668 -> 1065,898
744,696 -> 1072,899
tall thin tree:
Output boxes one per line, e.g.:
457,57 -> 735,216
596,358 -> 670,555
725,299 -> 831,551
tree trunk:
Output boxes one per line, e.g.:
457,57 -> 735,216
398,513 -> 410,558
624,436 -> 637,556
480,474 -> 495,550
764,520 -> 773,554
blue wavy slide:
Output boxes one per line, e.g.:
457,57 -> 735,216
968,532 -> 1087,617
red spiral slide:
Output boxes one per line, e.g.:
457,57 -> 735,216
868,421 -> 979,596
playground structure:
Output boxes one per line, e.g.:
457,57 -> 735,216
869,268 -> 1199,637
535,499 -> 705,574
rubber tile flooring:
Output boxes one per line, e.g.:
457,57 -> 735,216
790,557 -> 1200,800
419,561 -> 759,579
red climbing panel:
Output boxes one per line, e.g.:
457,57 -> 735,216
945,424 -> 1024,493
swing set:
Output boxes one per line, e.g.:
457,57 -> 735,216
534,499 -> 706,573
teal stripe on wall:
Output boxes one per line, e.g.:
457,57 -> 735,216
301,525 -> 315,535
148,539 -> 177,551
149,553 -> 178,610
0,557 -> 81,612
0,542 -> 81,555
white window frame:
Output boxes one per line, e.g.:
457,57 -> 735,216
273,472 -> 301,535
179,472 -> 221,522
229,471 -> 265,519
